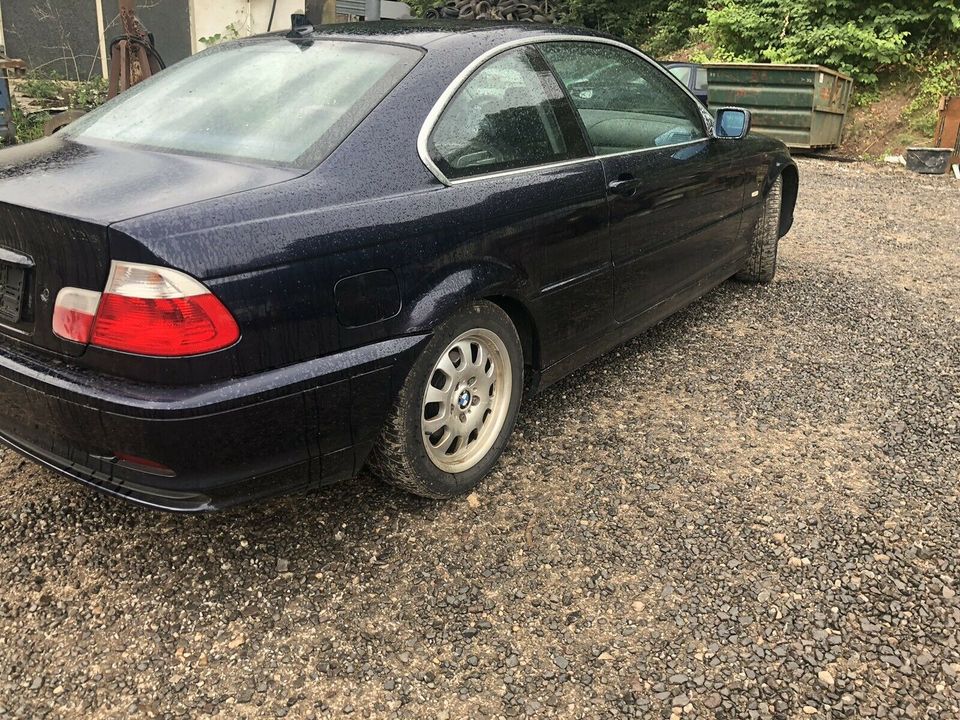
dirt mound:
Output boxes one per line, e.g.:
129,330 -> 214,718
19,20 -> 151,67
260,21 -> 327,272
840,85 -> 931,159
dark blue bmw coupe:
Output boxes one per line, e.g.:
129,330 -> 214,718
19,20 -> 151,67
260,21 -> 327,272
0,21 -> 797,511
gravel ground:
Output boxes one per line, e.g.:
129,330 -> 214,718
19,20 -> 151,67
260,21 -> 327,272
1,158 -> 958,719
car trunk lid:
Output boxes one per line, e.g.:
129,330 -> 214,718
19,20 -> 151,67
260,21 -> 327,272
0,204 -> 109,356
0,136 -> 299,358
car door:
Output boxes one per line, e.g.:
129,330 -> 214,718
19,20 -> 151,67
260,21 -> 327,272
423,45 -> 612,368
539,42 -> 747,323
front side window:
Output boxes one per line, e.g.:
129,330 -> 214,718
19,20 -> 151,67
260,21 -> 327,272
427,46 -> 588,180
539,42 -> 706,155
65,39 -> 421,168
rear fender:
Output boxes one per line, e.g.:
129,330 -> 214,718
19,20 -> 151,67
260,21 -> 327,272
398,259 -> 527,336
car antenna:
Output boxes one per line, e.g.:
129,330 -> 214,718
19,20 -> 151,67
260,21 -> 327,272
287,13 -> 314,38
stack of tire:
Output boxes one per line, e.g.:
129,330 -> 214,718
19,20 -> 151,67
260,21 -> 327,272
423,0 -> 555,22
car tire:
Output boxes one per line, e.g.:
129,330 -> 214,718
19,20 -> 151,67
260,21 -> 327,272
735,174 -> 783,283
369,300 -> 524,499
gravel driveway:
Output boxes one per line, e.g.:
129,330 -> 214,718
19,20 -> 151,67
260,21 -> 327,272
1,159 -> 958,719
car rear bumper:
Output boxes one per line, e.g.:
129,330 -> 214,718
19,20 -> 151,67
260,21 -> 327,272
0,334 -> 429,511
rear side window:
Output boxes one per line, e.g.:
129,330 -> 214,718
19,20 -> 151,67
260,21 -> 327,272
539,42 -> 706,154
65,39 -> 421,169
694,67 -> 709,92
427,46 -> 589,180
669,65 -> 691,85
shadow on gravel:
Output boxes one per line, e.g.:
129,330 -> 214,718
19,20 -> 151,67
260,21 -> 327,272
62,281 -> 764,516
18,283 -> 740,551
73,280 -> 768,542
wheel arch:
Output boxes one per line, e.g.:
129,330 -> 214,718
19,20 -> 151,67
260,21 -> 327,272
396,261 -> 538,363
484,294 -> 539,373
777,163 -> 799,237
391,260 -> 543,392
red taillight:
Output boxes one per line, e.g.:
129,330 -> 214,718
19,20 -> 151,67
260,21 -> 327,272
91,292 -> 239,356
52,262 -> 240,356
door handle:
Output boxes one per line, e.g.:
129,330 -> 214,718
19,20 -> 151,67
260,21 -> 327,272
608,176 -> 642,197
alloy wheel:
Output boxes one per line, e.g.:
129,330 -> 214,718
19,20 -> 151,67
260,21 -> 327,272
420,328 -> 513,473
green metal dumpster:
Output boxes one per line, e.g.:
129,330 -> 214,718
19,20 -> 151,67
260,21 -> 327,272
705,63 -> 854,150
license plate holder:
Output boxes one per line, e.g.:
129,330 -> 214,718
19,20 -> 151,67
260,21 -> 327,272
0,261 -> 26,324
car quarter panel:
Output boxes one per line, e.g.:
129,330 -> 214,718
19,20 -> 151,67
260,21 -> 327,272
399,163 -> 612,368
107,160 -> 611,385
104,34 -> 616,385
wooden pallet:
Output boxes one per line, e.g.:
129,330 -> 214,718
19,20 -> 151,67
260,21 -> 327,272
0,59 -> 28,78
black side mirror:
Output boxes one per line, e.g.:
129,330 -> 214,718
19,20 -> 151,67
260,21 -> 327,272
714,107 -> 752,139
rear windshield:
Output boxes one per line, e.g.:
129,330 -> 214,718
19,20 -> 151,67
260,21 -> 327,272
64,39 -> 421,168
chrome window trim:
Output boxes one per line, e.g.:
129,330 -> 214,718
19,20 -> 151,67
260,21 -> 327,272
417,34 -> 715,187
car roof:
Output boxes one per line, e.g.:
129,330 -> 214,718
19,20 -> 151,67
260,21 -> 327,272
284,19 -> 615,51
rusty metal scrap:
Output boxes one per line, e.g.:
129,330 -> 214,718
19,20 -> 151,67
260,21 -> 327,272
424,0 -> 556,22
935,96 -> 960,164
107,0 -> 164,99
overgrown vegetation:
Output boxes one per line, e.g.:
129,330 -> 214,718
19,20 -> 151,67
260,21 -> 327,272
557,0 -> 706,56
6,72 -> 108,145
904,52 -> 960,134
693,1 -> 959,86
11,105 -> 49,145
413,0 -> 959,89
19,74 -> 62,102
68,77 -> 108,110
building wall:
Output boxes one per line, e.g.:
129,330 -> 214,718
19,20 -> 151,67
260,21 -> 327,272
190,0 -> 305,54
136,0 -> 193,67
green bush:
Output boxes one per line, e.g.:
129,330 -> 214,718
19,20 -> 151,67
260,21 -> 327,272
6,71 -> 107,146
559,0 -> 706,54
12,104 -> 49,145
905,52 -> 960,134
68,77 -> 108,110
18,71 -> 107,110
19,73 -> 62,102
696,0 -> 959,86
